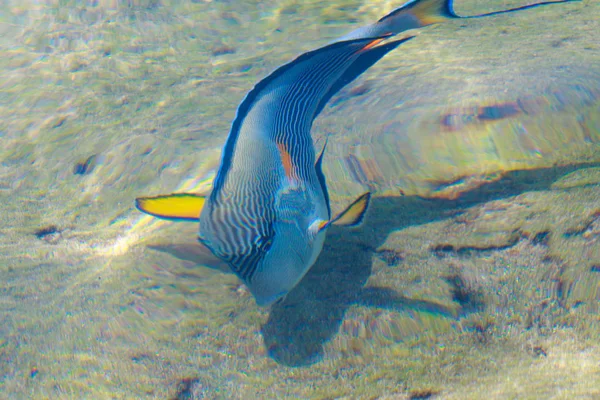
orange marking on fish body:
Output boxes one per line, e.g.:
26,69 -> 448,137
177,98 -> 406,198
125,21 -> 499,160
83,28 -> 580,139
360,38 -> 385,52
276,143 -> 299,183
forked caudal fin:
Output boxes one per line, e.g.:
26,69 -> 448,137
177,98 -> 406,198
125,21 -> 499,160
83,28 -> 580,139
135,193 -> 206,221
338,0 -> 578,46
453,0 -> 580,20
384,0 -> 581,24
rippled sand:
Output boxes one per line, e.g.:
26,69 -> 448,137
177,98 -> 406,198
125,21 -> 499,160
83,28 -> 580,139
1,0 -> 599,398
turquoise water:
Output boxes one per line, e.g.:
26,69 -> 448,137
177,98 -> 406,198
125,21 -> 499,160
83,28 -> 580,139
1,0 -> 599,398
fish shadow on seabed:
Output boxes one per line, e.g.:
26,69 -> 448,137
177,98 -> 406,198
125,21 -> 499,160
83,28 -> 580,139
260,162 -> 600,366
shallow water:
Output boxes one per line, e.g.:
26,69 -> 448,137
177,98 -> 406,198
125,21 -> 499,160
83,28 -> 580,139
1,0 -> 599,398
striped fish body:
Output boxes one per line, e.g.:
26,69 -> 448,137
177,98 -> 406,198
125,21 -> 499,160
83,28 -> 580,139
198,138 -> 329,306
197,39 -> 391,306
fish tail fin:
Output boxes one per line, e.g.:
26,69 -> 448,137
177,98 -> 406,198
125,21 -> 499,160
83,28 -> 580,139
135,193 -> 206,221
380,0 -> 578,27
404,0 -> 459,23
447,0 -> 580,20
380,0 -> 459,28
336,0 -> 456,41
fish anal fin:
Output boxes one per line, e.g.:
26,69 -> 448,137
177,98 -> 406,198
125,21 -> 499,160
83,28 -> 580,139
135,193 -> 205,221
330,192 -> 371,228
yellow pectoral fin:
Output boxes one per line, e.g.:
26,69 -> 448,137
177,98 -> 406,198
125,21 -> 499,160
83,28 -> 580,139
330,192 -> 371,227
311,219 -> 330,235
135,193 -> 206,221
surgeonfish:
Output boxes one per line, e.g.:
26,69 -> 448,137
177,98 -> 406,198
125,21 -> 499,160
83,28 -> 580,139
136,0 -> 580,306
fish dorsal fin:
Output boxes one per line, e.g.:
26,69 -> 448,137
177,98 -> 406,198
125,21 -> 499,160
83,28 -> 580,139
135,193 -> 206,221
314,138 -> 331,219
311,192 -> 371,234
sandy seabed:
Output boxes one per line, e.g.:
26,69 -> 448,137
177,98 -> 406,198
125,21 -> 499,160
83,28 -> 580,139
1,0 -> 599,398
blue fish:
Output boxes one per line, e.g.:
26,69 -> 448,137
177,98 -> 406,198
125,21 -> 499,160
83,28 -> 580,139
136,0 -> 579,306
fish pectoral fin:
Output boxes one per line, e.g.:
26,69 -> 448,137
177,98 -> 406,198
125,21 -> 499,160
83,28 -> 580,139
331,192 -> 371,227
309,192 -> 371,233
312,192 -> 371,234
135,193 -> 206,221
308,219 -> 330,237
